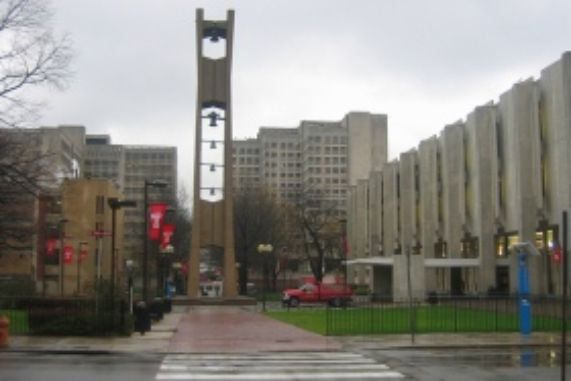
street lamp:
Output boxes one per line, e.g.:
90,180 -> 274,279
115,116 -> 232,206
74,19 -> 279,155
257,244 -> 273,312
76,241 -> 88,295
125,259 -> 135,314
143,179 -> 168,302
58,218 -> 69,296
108,198 -> 137,300
339,218 -> 347,286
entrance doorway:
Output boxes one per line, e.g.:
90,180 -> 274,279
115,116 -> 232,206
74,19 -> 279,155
495,266 -> 509,294
451,268 -> 464,296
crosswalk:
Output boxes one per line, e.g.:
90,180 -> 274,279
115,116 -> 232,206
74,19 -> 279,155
156,351 -> 405,380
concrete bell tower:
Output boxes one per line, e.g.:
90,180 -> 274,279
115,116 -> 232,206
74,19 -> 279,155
187,9 -> 237,298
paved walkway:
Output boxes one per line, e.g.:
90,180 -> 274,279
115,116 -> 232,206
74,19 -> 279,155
3,305 -> 565,353
168,306 -> 341,353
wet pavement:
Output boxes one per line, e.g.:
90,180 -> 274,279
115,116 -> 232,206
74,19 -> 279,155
168,306 -> 341,353
5,305 -> 567,354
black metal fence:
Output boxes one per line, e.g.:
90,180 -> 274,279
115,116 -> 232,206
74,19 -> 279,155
0,297 -> 131,336
326,295 -> 571,336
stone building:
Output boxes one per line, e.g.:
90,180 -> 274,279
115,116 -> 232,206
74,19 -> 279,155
347,52 -> 571,298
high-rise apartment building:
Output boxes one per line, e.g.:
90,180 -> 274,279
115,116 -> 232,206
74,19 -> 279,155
232,112 -> 388,216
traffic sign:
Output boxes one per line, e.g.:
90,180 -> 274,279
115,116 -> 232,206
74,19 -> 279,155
91,230 -> 111,238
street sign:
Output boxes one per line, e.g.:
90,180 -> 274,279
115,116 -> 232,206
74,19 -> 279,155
91,230 -> 111,238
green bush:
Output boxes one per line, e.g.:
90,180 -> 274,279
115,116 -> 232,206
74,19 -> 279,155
0,279 -> 36,297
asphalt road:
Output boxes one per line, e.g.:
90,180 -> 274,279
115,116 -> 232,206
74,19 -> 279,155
0,347 -> 568,381
364,347 -> 569,381
0,352 -> 163,381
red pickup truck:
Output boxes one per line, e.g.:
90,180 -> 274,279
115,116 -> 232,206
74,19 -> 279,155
282,281 -> 353,307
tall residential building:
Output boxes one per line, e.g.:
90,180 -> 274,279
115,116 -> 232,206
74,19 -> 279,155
232,112 -> 388,216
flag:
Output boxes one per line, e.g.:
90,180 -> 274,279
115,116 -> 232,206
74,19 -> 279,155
149,203 -> 167,240
46,238 -> 58,256
160,223 -> 175,249
553,243 -> 563,264
63,245 -> 74,265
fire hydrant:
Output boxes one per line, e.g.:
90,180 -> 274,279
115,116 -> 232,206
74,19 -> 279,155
0,315 -> 9,347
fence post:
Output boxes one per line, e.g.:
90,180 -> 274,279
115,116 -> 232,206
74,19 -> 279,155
119,299 -> 125,333
495,297 -> 498,332
454,298 -> 458,333
325,305 -> 329,336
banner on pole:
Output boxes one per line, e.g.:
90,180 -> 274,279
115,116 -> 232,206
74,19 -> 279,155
149,203 -> 167,241
46,238 -> 58,256
160,223 -> 175,249
63,245 -> 74,265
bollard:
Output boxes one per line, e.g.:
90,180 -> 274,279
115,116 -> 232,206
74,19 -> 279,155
0,315 -> 9,347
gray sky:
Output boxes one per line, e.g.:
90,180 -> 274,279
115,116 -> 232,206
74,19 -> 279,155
37,0 -> 571,195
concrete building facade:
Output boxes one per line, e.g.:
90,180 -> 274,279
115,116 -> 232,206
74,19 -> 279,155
347,52 -> 571,299
232,112 -> 388,217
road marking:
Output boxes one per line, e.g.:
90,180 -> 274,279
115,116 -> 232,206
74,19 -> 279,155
160,364 -> 390,371
156,351 -> 405,380
156,372 -> 405,380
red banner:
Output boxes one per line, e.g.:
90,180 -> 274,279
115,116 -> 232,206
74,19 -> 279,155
553,245 -> 563,264
149,203 -> 167,241
46,238 -> 58,256
160,223 -> 175,249
63,245 -> 74,265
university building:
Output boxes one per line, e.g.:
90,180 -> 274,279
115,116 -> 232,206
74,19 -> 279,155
347,52 -> 571,299
0,126 -> 177,295
232,111 -> 388,217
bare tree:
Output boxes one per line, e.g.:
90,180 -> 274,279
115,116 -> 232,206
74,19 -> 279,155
233,187 -> 287,294
0,0 -> 72,127
0,0 -> 72,252
0,129 -> 53,251
292,186 -> 345,283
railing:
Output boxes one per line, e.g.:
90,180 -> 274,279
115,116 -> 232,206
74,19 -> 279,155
0,297 -> 130,336
325,295 -> 571,336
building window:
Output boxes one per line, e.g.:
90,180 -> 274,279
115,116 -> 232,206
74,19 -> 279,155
495,231 -> 519,258
434,239 -> 447,258
95,195 -> 105,215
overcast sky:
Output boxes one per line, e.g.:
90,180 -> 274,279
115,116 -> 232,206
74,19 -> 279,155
37,0 -> 571,196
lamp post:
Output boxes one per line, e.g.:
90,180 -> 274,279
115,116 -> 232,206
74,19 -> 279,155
257,244 -> 273,312
143,179 -> 168,303
58,218 -> 69,296
125,259 -> 135,314
339,218 -> 347,286
108,198 -> 137,300
76,241 -> 88,295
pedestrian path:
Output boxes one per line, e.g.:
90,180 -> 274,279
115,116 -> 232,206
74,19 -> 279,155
168,307 -> 340,352
155,351 -> 406,380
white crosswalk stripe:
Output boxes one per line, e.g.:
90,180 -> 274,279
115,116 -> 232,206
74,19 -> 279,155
156,351 -> 405,380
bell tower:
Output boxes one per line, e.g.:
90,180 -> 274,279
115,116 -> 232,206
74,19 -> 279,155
187,9 -> 237,298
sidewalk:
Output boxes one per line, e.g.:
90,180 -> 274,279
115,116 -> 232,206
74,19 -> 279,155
2,306 -> 565,354
337,331 -> 564,351
7,307 -> 184,353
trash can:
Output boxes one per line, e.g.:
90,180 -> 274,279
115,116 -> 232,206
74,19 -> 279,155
133,301 -> 151,335
149,297 -> 164,321
163,297 -> 172,313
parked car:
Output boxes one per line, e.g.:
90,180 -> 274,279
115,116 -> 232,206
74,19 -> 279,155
282,281 -> 353,307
